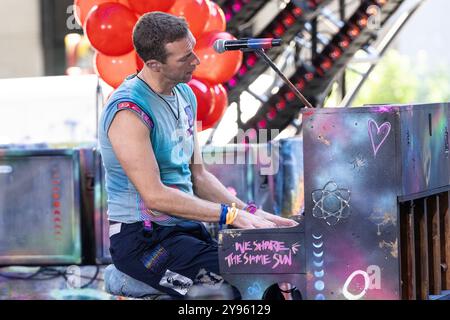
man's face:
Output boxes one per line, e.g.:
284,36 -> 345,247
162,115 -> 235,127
161,32 -> 200,84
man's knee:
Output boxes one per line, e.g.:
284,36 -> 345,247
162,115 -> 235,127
104,264 -> 171,299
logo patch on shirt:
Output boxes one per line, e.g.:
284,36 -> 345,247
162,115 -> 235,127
184,105 -> 194,136
117,102 -> 154,129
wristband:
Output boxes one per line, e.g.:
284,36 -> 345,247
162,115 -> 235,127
226,203 -> 239,225
219,204 -> 228,230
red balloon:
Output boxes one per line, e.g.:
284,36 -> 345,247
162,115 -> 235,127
126,0 -> 176,15
94,50 -> 140,88
85,3 -> 137,56
169,0 -> 211,40
203,2 -> 226,33
200,84 -> 228,130
188,78 -> 215,124
193,31 -> 243,84
116,0 -> 131,7
74,0 -> 112,26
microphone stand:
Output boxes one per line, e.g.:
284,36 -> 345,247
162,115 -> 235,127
253,48 -> 314,109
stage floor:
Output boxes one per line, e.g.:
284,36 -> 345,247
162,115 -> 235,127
0,265 -> 128,300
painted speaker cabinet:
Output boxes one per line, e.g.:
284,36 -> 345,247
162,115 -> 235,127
202,144 -> 253,203
302,103 -> 450,300
93,149 -> 111,264
0,149 -> 82,265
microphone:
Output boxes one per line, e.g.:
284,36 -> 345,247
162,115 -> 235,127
213,38 -> 282,53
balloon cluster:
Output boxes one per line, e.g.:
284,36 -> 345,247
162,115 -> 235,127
75,0 -> 242,130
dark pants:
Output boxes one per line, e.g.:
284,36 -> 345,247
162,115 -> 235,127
109,220 -> 240,299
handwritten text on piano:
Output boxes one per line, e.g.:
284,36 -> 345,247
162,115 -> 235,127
224,240 -> 300,269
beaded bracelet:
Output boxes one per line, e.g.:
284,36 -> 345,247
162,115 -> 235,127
219,204 -> 228,230
226,203 -> 239,225
243,202 -> 258,214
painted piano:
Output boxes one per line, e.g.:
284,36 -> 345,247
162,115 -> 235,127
218,103 -> 450,300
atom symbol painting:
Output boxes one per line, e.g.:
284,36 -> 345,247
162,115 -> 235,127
312,181 -> 351,225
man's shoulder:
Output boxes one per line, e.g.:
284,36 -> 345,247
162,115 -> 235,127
176,82 -> 193,94
105,78 -> 145,109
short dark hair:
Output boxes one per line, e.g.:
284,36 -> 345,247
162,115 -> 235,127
133,12 -> 189,63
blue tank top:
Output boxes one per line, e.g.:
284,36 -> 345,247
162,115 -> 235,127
98,74 -> 197,225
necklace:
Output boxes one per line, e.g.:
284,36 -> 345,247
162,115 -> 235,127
136,74 -> 180,122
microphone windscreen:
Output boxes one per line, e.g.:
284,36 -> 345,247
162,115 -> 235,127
213,39 -> 226,54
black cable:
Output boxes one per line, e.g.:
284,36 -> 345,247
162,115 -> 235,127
0,267 -> 43,280
0,267 -> 66,281
43,266 -> 102,287
279,286 -> 298,294
40,267 -> 68,281
0,265 -> 102,286
80,265 -> 100,289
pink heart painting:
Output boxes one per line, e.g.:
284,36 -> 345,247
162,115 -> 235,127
368,119 -> 391,157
